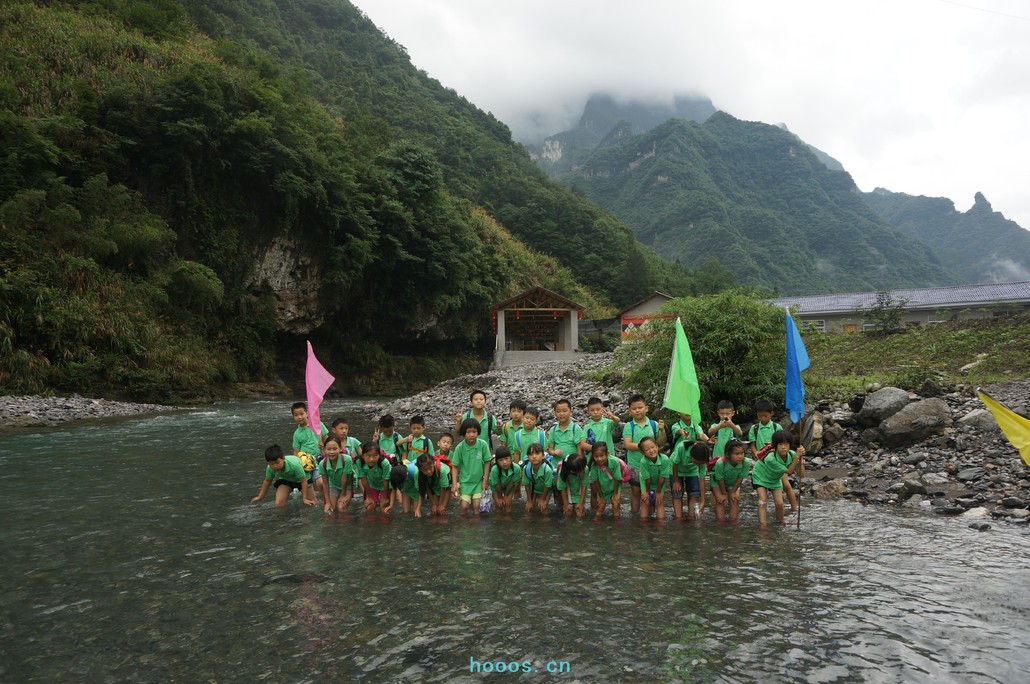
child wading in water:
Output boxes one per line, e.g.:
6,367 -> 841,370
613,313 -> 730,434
488,446 -> 521,514
710,439 -> 753,523
671,441 -> 710,521
355,442 -> 392,514
251,445 -> 318,508
522,442 -> 554,514
317,436 -> 353,514
416,452 -> 452,516
588,442 -> 625,519
556,454 -> 588,518
450,418 -> 492,517
638,436 -> 671,520
751,430 -> 805,527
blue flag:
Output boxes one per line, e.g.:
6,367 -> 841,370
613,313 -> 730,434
785,310 -> 810,423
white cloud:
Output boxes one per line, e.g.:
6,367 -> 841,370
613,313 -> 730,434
357,0 -> 1030,231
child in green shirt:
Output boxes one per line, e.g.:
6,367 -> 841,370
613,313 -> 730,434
583,396 -> 621,459
556,453 -> 588,518
488,446 -> 521,513
330,416 -> 363,498
668,411 -> 708,456
671,441 -> 710,521
522,442 -> 554,514
707,400 -> 743,467
403,415 -> 435,465
317,436 -> 353,514
513,407 -> 547,462
373,414 -> 405,462
587,442 -> 624,519
251,444 -> 317,509
498,399 -> 527,452
547,398 -> 588,462
747,400 -> 796,512
751,430 -> 805,527
710,439 -> 753,523
414,452 -> 452,517
450,418 -> 492,516
454,389 -> 499,453
355,442 -> 392,514
638,436 -> 671,521
621,393 -> 667,516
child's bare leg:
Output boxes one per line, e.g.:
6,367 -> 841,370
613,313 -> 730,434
639,495 -> 650,520
438,490 -> 451,515
338,490 -> 352,511
364,496 -> 376,513
274,484 -> 292,508
686,495 -> 698,522
714,493 -> 726,520
756,487 -> 768,527
655,494 -> 666,521
402,494 -> 412,515
729,495 -> 740,522
782,475 -> 798,511
773,490 -> 785,524
672,491 -> 684,519
630,484 -> 641,514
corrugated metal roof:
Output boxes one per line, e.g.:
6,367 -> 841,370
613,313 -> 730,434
773,281 -> 1030,315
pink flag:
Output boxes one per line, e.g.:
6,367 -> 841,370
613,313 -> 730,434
305,341 -> 335,445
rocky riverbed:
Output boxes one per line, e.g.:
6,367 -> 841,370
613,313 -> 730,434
369,356 -> 1030,527
0,394 -> 174,428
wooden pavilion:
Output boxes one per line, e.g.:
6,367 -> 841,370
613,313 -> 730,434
491,287 -> 584,367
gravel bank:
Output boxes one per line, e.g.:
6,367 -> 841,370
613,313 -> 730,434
0,394 -> 175,428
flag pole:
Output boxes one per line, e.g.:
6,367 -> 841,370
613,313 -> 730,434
796,415 -> 804,530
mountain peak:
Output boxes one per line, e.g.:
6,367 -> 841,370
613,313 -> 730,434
971,192 -> 993,213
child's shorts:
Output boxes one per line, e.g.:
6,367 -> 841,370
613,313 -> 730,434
671,476 -> 700,499
329,486 -> 342,498
273,479 -> 303,491
628,466 -> 640,488
460,493 -> 482,504
367,488 -> 385,503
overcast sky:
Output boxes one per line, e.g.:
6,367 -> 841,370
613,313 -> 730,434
357,0 -> 1030,231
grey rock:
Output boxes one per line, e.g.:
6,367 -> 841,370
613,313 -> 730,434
933,505 -> 966,515
903,480 -> 928,496
903,452 -> 926,465
918,378 -> 943,397
1002,496 -> 1025,508
879,399 -> 952,448
958,409 -> 998,433
1009,508 -> 1030,520
859,428 -> 881,445
957,467 -> 987,482
922,472 -> 950,485
955,498 -> 979,509
823,423 -> 846,444
968,522 -> 991,531
858,387 -> 910,427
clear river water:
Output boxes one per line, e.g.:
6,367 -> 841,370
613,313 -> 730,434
1,399 -> 1028,683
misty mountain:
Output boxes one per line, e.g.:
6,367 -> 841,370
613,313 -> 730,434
864,189 -> 1030,283
525,93 -> 716,176
561,112 -> 955,295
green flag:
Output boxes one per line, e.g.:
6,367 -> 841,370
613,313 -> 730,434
663,317 -> 702,420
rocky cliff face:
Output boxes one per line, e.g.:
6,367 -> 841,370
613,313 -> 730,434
246,235 -> 324,334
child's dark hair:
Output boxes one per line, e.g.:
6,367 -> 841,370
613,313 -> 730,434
410,415 -> 425,427
438,432 -> 454,444
526,442 -> 545,457
378,414 -> 395,429
754,400 -> 774,414
637,436 -> 657,451
494,445 -> 513,462
587,396 -> 603,407
627,393 -> 646,405
725,439 -> 746,455
415,453 -> 439,496
459,418 -> 481,437
524,406 -> 540,419
470,389 -> 486,401
390,464 -> 409,490
331,416 -> 348,428
770,430 -> 794,449
264,444 -> 284,462
509,399 -> 527,411
591,441 -> 609,456
717,400 -> 735,410
291,402 -> 306,412
360,441 -> 380,459
688,442 -> 710,463
560,454 -> 586,483
323,435 -> 343,450
553,398 -> 571,410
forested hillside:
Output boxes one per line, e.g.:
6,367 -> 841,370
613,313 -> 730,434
864,189 -> 1030,283
0,0 -> 711,401
564,114 -> 956,294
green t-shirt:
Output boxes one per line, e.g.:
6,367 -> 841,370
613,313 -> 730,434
555,459 -> 587,503
670,442 -> 706,478
378,431 -> 402,457
451,438 -> 492,495
588,455 -> 623,498
751,450 -> 795,490
708,424 -> 737,458
710,456 -> 754,490
403,435 -> 435,464
355,456 -> 392,491
547,422 -> 586,459
413,461 -> 451,497
342,436 -> 362,459
317,454 -> 353,490
498,420 -> 524,449
266,455 -> 307,483
512,427 -> 546,459
399,463 -> 421,502
461,410 -> 497,450
293,422 -> 327,456
638,454 -> 672,491
583,417 -> 617,459
669,420 -> 703,453
748,421 -> 782,451
521,461 -> 555,494
622,419 -> 659,469
489,461 -> 522,492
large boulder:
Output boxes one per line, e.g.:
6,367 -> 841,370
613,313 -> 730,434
878,399 -> 952,448
857,387 -> 910,427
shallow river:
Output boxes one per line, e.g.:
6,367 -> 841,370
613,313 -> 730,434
1,399 -> 1028,682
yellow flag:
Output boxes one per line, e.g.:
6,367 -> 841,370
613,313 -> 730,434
978,391 -> 1030,466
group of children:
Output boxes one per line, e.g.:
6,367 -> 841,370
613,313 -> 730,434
251,391 -> 805,526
